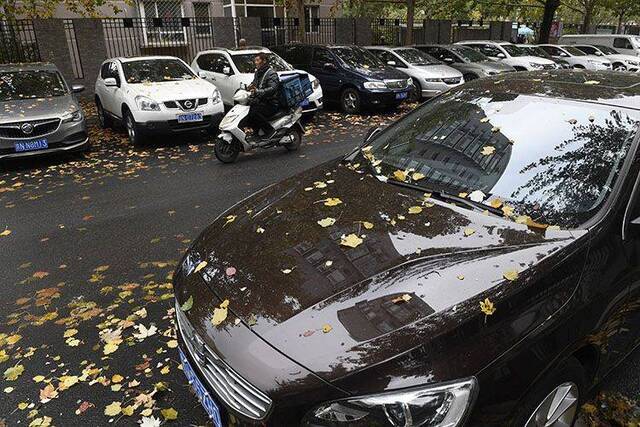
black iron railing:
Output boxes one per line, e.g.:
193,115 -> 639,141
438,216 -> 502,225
0,20 -> 40,64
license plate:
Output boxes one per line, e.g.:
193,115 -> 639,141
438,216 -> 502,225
301,98 -> 310,107
15,138 -> 48,152
179,349 -> 222,427
177,113 -> 203,123
395,92 -> 408,100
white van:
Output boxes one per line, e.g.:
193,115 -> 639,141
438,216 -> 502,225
559,34 -> 640,57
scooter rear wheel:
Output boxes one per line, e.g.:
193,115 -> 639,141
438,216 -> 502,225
214,138 -> 241,163
284,128 -> 302,152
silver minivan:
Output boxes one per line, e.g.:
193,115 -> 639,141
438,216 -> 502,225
0,63 -> 88,160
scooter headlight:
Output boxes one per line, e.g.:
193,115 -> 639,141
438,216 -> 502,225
303,378 -> 477,427
211,88 -> 221,104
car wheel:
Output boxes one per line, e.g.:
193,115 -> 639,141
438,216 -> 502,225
124,110 -> 145,146
464,73 -> 478,81
214,137 -> 241,163
511,357 -> 586,427
573,65 -> 585,70
613,63 -> 627,71
341,88 -> 361,114
283,128 -> 302,152
408,78 -> 422,103
96,99 -> 112,129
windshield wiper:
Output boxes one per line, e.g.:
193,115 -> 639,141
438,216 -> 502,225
385,179 -> 506,217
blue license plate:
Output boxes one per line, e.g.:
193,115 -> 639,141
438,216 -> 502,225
395,92 -> 408,100
301,98 -> 310,107
15,138 -> 48,152
177,113 -> 203,123
179,348 -> 222,427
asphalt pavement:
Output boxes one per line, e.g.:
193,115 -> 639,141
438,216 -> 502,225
0,102 -> 637,427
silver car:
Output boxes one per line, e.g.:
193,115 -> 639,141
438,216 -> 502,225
0,63 -> 88,160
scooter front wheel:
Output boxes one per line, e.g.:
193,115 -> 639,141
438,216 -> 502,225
284,128 -> 302,152
214,138 -> 241,163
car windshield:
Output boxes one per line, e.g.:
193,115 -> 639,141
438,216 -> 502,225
395,48 -> 440,65
451,46 -> 488,62
0,70 -> 67,101
563,46 -> 587,56
232,53 -> 292,73
594,45 -> 619,55
122,59 -> 195,83
333,47 -> 383,69
501,44 -> 528,57
363,88 -> 639,229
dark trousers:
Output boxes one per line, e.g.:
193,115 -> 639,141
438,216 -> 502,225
248,103 -> 278,134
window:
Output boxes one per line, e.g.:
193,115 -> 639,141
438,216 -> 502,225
101,61 -> 120,82
312,48 -> 335,68
614,37 -> 633,49
0,70 -> 67,101
193,2 -> 211,36
576,45 -> 597,55
197,53 -> 232,74
469,44 -> 503,58
371,49 -> 394,65
100,62 -> 111,79
275,45 -> 310,67
540,45 -> 564,56
305,5 -> 319,33
140,0 -> 185,44
122,59 -> 195,83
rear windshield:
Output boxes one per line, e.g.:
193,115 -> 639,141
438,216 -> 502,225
395,48 -> 440,65
332,47 -> 383,69
122,59 -> 195,83
0,70 -> 67,101
364,88 -> 639,229
232,53 -> 292,73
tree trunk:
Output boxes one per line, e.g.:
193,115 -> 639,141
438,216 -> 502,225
581,4 -> 593,34
538,0 -> 560,44
405,0 -> 415,46
617,12 -> 625,34
294,0 -> 306,42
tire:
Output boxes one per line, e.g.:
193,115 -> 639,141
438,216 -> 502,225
513,66 -> 527,72
284,128 -> 302,152
214,138 -> 241,163
510,356 -> 586,427
464,73 -> 478,82
408,78 -> 422,103
613,63 -> 626,71
573,65 -> 585,70
96,99 -> 112,129
341,88 -> 361,114
124,110 -> 145,146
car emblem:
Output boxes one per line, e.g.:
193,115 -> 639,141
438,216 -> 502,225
184,100 -> 193,109
20,123 -> 34,135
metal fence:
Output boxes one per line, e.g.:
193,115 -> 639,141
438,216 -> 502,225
63,20 -> 83,79
260,17 -> 336,47
101,17 -> 217,63
0,20 -> 40,64
372,18 -> 404,46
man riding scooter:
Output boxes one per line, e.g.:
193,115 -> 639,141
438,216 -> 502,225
246,53 -> 281,141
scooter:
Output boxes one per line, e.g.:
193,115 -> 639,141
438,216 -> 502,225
214,89 -> 304,164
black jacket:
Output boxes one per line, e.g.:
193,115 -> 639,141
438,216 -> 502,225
251,65 -> 280,107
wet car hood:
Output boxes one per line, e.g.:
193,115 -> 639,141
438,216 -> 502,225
127,78 -> 216,102
349,66 -> 408,81
0,95 -> 78,122
181,159 -> 580,384
475,60 -> 514,72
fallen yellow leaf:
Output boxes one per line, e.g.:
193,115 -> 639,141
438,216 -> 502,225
503,270 -> 519,281
480,298 -> 496,316
194,261 -> 207,273
481,146 -> 495,155
104,401 -> 122,417
161,407 -> 178,420
408,206 -> 423,214
317,217 -> 336,227
340,234 -> 363,248
322,324 -> 332,333
464,228 -> 476,236
393,170 -> 407,182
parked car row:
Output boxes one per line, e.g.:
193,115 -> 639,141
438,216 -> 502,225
2,36 -> 638,160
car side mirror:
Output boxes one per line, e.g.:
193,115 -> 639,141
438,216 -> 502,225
71,84 -> 85,93
104,77 -> 118,87
496,52 -> 506,59
387,60 -> 396,66
222,66 -> 232,75
364,126 -> 382,143
323,62 -> 337,71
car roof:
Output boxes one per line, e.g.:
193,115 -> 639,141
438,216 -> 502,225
196,47 -> 271,56
0,62 -> 59,72
113,56 -> 183,63
458,40 -> 512,45
469,70 -> 640,111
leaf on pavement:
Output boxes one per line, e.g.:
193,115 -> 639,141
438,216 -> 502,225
317,217 -> 336,228
104,401 -> 122,417
3,364 -> 24,381
161,407 -> 178,421
180,296 -> 193,312
408,206 -> 423,214
340,234 -> 363,248
194,261 -> 207,273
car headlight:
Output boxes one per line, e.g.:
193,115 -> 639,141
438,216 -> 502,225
424,78 -> 442,82
135,95 -> 160,111
363,81 -> 387,90
303,378 -> 477,427
529,62 -> 544,69
211,89 -> 221,104
61,109 -> 83,123
406,78 -> 412,86
312,78 -> 320,89
628,61 -> 638,66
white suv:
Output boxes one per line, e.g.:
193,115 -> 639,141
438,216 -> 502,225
456,41 -> 558,71
537,44 -> 612,70
94,56 -> 224,145
191,47 -> 323,115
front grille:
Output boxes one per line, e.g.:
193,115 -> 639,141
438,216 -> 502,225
176,306 -> 272,420
164,98 -> 208,111
384,79 -> 408,89
442,77 -> 462,85
0,118 -> 60,139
